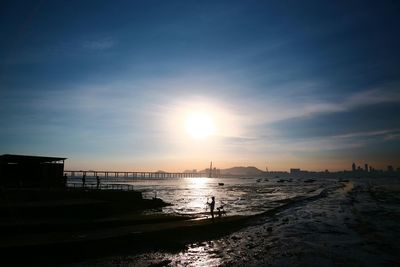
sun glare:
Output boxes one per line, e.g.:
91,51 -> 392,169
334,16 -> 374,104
185,112 -> 215,139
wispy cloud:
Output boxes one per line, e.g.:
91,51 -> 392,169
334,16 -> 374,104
82,37 -> 116,50
332,129 -> 400,139
297,87 -> 400,118
1,35 -> 117,65
251,85 -> 400,126
383,133 -> 400,141
343,87 -> 400,109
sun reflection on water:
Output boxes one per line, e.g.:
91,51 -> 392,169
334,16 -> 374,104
182,177 -> 213,216
173,241 -> 224,267
189,177 -> 209,187
131,177 -> 307,216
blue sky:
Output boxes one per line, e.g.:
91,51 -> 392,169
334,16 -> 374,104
1,1 -> 399,171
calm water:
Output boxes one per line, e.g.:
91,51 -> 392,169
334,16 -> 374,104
125,177 -> 332,216
69,176 -> 331,216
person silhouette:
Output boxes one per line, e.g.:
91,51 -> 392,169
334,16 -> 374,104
82,174 -> 86,188
96,175 -> 100,189
207,196 -> 216,219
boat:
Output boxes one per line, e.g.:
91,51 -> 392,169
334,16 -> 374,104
218,183 -> 224,186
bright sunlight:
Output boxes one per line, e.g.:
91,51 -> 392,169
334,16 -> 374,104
185,112 -> 215,139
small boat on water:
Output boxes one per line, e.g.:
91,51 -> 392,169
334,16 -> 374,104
218,183 -> 224,186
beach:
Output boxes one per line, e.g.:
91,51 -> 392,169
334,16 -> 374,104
51,176 -> 400,267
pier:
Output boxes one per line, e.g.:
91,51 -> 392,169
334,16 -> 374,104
64,170 -> 207,181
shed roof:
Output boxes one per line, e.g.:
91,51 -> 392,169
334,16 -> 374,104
0,154 -> 67,163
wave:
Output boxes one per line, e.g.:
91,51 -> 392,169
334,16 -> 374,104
243,187 -> 333,227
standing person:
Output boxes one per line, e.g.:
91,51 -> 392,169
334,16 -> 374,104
207,196 -> 216,219
96,175 -> 100,190
82,174 -> 86,188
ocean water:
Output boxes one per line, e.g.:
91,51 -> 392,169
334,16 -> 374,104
69,176 -> 330,216
126,177 -> 332,216
73,176 -> 400,267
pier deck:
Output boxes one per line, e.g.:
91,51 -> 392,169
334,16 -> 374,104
64,170 -> 207,180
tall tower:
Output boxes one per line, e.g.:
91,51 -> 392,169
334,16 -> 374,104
209,161 -> 213,178
352,162 -> 356,172
364,163 -> 368,172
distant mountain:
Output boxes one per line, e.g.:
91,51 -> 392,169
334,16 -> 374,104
199,166 -> 264,176
221,166 -> 264,176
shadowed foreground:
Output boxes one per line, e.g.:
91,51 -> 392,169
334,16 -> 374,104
1,187 -> 330,266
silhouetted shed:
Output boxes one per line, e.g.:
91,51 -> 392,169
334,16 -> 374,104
0,154 -> 66,188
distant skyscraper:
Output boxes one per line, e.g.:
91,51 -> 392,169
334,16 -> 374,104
352,162 -> 356,172
365,163 -> 368,172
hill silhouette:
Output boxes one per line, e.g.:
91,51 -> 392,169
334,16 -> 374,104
221,166 -> 264,176
200,166 -> 264,176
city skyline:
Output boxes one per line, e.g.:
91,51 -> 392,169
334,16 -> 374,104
1,1 -> 400,172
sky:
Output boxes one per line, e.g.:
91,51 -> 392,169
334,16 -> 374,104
1,0 -> 400,172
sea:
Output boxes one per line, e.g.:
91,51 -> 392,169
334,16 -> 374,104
70,176 -> 400,267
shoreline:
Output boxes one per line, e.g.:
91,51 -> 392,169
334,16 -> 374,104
1,185 -> 335,265
1,213 -> 249,265
3,179 -> 398,267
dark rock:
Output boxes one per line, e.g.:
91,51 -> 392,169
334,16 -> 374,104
231,235 -> 241,240
148,259 -> 172,267
246,243 -> 257,249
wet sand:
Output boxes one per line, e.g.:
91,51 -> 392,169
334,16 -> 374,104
1,186 -> 327,265
74,179 -> 400,267
2,211 -> 254,265
3,178 -> 399,266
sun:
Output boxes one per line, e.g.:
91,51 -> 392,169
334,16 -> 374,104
185,112 -> 215,139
